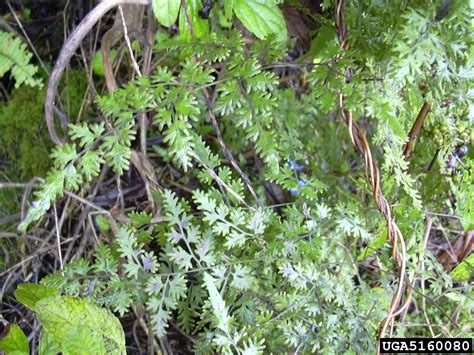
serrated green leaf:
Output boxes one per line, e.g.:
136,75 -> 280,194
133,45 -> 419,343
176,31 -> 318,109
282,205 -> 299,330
38,333 -> 61,355
169,246 -> 193,270
152,0 -> 181,27
14,283 -> 58,311
233,0 -> 287,43
35,296 -> 125,355
117,226 -> 137,258
18,169 -> 66,232
152,308 -> 171,338
92,49 -> 117,76
0,324 -> 29,355
179,0 -> 209,40
224,0 -> 233,20
450,253 -> 474,281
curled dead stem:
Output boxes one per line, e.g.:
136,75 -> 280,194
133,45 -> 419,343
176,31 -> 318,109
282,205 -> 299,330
45,0 -> 150,145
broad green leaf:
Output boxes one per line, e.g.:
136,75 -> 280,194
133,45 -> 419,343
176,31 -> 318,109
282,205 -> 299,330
233,0 -> 287,42
0,324 -> 29,355
92,49 -> 117,76
450,253 -> 474,281
179,0 -> 209,40
203,272 -> 231,334
14,283 -> 58,311
35,296 -> 126,355
224,0 -> 233,20
152,0 -> 181,27
218,10 -> 233,28
38,333 -> 61,355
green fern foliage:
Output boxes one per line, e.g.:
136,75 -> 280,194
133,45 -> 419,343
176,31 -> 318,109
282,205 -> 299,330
0,30 -> 42,88
10,0 -> 474,353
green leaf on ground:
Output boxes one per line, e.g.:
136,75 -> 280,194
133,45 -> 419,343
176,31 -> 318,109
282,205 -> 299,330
14,283 -> 58,311
35,296 -> 126,355
0,324 -> 29,355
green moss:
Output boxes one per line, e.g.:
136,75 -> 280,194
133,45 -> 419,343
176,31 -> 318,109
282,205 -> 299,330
0,86 -> 50,178
0,70 -> 88,217
0,70 -> 88,179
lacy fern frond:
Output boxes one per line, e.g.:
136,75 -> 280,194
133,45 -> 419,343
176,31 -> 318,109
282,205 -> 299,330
0,30 -> 42,88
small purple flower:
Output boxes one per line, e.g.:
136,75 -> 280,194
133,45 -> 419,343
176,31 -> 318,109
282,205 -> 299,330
142,254 -> 154,270
288,158 -> 304,172
290,179 -> 307,197
283,266 -> 295,277
171,230 -> 182,242
180,218 -> 189,228
298,179 -> 306,188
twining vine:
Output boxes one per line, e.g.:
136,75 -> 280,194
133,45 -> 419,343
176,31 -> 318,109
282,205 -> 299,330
336,0 -> 408,345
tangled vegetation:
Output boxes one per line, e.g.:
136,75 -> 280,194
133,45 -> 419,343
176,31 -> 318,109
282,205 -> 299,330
0,0 -> 472,354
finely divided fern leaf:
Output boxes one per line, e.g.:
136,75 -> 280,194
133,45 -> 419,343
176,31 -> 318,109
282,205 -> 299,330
0,31 -> 42,88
